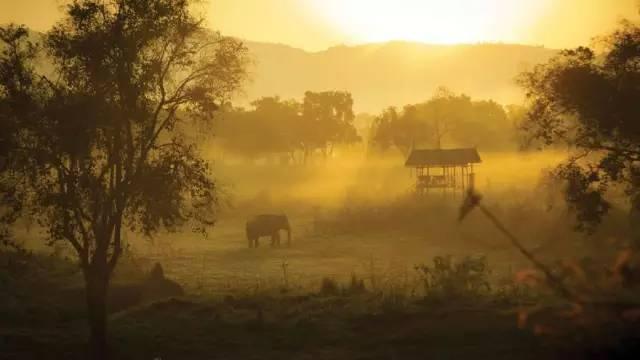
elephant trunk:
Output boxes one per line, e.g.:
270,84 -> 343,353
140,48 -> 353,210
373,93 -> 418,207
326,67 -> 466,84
286,227 -> 291,247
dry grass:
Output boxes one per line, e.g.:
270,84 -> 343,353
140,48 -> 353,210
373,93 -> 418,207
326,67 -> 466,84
4,150 -> 639,358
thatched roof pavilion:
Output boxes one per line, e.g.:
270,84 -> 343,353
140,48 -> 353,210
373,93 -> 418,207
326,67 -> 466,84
405,148 -> 481,194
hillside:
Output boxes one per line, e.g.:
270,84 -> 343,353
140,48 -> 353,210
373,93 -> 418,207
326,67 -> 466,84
242,41 -> 557,113
9,29 -> 557,113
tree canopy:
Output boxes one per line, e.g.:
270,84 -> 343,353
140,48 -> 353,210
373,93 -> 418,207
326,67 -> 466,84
518,20 -> 640,234
368,89 -> 517,155
0,0 -> 247,356
216,91 -> 361,163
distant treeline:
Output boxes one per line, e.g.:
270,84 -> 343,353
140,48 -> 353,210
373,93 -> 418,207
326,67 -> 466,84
368,88 -> 524,155
216,91 -> 360,163
215,88 -> 524,161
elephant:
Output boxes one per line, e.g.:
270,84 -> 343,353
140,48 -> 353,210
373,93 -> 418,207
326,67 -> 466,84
246,214 -> 291,248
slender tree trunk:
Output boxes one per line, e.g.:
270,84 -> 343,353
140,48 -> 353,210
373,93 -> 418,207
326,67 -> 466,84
84,259 -> 110,360
630,195 -> 640,249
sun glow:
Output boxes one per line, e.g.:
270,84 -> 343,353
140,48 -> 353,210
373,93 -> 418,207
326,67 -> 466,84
310,0 -> 549,45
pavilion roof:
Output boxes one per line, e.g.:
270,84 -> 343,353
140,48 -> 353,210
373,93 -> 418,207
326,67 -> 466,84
405,148 -> 481,167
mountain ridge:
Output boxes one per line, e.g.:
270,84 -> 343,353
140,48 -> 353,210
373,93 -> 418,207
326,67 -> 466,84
6,27 -> 558,113
240,39 -> 558,113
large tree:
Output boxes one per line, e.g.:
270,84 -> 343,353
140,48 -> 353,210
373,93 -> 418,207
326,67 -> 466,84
0,0 -> 247,357
518,20 -> 640,236
368,89 -> 513,155
216,97 -> 301,160
215,92 -> 360,163
301,90 -> 360,159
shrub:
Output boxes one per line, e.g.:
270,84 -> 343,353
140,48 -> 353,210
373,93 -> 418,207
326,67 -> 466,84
319,277 -> 340,296
346,274 -> 367,294
379,287 -> 408,314
415,255 -> 491,299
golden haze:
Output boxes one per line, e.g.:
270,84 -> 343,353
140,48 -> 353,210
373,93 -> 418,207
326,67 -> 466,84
0,0 -> 636,49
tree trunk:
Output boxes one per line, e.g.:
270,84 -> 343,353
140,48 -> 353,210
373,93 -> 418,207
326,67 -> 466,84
85,263 -> 110,360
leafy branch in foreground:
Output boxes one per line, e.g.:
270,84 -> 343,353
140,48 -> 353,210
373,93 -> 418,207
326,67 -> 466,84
460,189 -> 640,338
459,190 -> 576,301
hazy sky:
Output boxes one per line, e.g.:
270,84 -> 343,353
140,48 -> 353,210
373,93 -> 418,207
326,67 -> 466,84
1,0 -> 638,50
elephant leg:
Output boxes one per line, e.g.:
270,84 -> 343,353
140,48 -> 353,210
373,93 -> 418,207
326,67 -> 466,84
248,236 -> 255,248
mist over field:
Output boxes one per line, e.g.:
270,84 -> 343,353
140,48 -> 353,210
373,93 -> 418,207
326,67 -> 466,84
118,149 -> 580,289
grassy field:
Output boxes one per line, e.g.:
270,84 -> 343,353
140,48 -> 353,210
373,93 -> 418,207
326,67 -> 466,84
3,151 -> 638,359
1,239 -> 557,360
130,212 -> 539,297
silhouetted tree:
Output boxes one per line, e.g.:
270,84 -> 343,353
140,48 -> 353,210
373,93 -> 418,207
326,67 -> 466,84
392,104 -> 432,155
216,97 -> 301,162
0,0 -> 247,357
216,92 -> 360,163
455,99 -> 512,149
302,91 -> 360,160
369,107 -> 399,153
251,97 -> 302,160
369,89 -> 513,155
428,87 -> 458,149
518,20 -> 640,235
505,104 -> 530,149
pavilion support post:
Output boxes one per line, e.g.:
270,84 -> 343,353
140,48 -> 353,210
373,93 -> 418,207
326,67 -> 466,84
426,166 -> 430,195
460,166 -> 464,194
453,166 -> 457,189
470,164 -> 475,189
461,165 -> 466,193
406,148 -> 480,197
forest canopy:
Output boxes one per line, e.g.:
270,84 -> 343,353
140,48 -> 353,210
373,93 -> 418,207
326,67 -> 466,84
215,91 -> 360,163
215,89 -> 524,162
368,88 -> 522,155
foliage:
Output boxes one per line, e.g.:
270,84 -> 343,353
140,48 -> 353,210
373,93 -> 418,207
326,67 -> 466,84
514,249 -> 640,356
460,189 -> 640,356
518,20 -> 640,235
0,0 -> 247,355
415,255 -> 492,299
216,96 -> 301,158
347,273 -> 367,294
302,90 -> 360,158
0,249 -> 86,327
316,274 -> 368,297
11,244 -> 633,358
319,276 -> 340,296
368,88 -> 516,154
216,91 -> 361,163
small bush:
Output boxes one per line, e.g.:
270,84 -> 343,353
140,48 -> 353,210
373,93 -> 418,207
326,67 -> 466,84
514,250 -> 640,352
346,274 -> 367,295
379,287 -> 409,314
319,277 -> 340,296
415,255 -> 491,299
